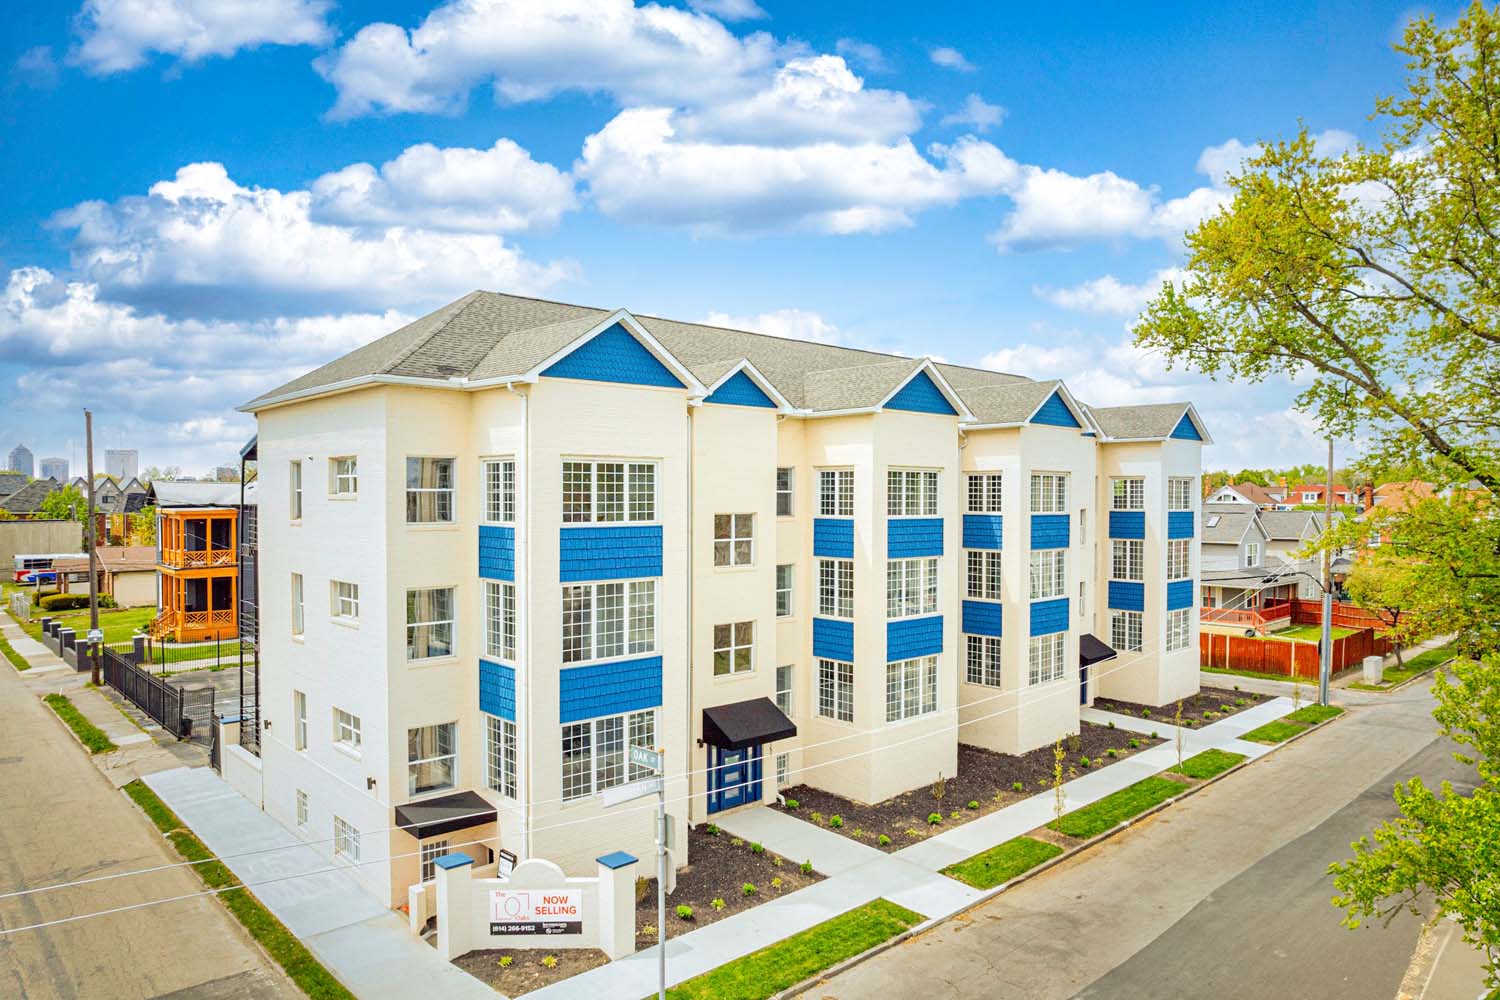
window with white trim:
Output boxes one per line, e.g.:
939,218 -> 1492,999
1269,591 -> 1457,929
775,664 -> 794,717
713,514 -> 754,567
293,690 -> 307,751
776,467 -> 794,517
713,621 -> 754,675
407,722 -> 457,796
333,708 -> 361,751
887,469 -> 938,516
483,458 -> 516,524
1110,610 -> 1143,652
1168,478 -> 1194,511
333,816 -> 359,861
817,469 -> 854,517
486,715 -> 517,799
405,457 -> 455,523
562,460 -> 655,523
561,580 -> 656,662
289,460 -> 302,520
1166,608 -> 1192,651
295,789 -> 308,829
1030,472 -> 1067,513
966,635 -> 1002,687
817,559 -> 853,618
885,656 -> 938,722
775,564 -> 794,618
776,753 -> 790,788
1029,549 -> 1066,600
1028,632 -> 1066,685
966,550 -> 1002,600
560,709 -> 656,801
406,587 -> 454,660
1167,539 -> 1191,580
290,572 -> 304,636
1110,477 -> 1145,510
966,473 -> 1002,513
817,659 -> 853,722
1111,539 -> 1144,581
420,839 -> 451,883
886,557 -> 939,618
329,457 -> 357,497
485,582 -> 516,661
1244,541 -> 1261,567
331,580 -> 359,620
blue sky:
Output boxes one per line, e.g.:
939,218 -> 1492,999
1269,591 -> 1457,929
0,0 -> 1449,474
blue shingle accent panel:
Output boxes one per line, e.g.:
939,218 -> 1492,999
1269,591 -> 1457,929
887,615 -> 944,660
479,658 -> 517,722
1171,412 -> 1204,441
559,525 -> 663,581
813,617 -> 854,661
962,600 -> 1002,637
887,517 -> 943,558
1108,581 -> 1145,612
1029,598 -> 1070,636
813,518 -> 854,558
704,370 -> 776,408
559,656 -> 663,723
540,322 -> 685,389
1108,510 -> 1145,540
478,525 -> 515,581
885,370 -> 958,415
962,514 -> 1003,550
1168,511 -> 1194,539
1030,390 -> 1082,428
1029,514 -> 1070,549
1167,579 -> 1195,611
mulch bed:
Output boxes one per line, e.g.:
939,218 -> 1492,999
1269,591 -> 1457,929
1093,685 -> 1263,728
775,722 -> 1164,853
633,824 -> 825,951
455,946 -> 609,996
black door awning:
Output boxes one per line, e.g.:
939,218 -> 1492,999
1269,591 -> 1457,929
1079,633 -> 1118,667
395,790 -> 496,839
702,697 -> 797,750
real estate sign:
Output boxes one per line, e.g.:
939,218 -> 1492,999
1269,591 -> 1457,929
489,888 -> 584,935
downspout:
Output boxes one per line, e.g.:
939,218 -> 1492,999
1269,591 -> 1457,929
501,381 -> 532,861
684,403 -> 695,829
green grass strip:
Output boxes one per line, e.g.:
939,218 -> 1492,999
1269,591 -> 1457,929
1284,703 -> 1343,725
1240,719 -> 1307,744
0,630 -> 30,671
1047,776 -> 1182,839
665,898 -> 924,1000
940,835 -> 1063,890
121,780 -> 356,1000
1170,748 -> 1247,780
43,693 -> 116,753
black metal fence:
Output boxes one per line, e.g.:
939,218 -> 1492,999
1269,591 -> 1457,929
136,632 -> 238,672
100,646 -> 214,743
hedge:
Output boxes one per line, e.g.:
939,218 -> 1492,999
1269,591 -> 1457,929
39,594 -> 91,611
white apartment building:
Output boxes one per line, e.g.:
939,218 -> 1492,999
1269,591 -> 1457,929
238,292 -> 1209,906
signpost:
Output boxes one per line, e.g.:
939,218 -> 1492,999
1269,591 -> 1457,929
621,744 -> 667,1000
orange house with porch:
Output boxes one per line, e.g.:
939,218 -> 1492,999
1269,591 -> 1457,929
150,504 -> 240,642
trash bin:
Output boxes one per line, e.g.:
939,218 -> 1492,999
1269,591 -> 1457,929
1362,654 -> 1383,685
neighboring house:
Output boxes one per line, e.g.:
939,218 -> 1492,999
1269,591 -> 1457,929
0,471 -> 28,499
146,480 -> 252,642
1287,483 -> 1359,506
1203,481 -> 1284,508
1,478 -> 61,517
1258,509 -> 1327,599
232,290 -> 1209,907
1372,479 -> 1435,510
1199,504 -> 1295,630
55,546 -> 159,607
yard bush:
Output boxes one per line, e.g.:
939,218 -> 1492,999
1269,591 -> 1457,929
39,593 -> 90,611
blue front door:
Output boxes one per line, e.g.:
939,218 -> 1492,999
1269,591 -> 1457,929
708,745 -> 762,814
1079,664 -> 1089,705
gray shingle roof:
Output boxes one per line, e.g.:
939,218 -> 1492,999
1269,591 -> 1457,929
1201,505 -> 1260,544
1084,402 -> 1192,440
959,380 -> 1062,425
0,472 -> 26,498
2,478 -> 60,514
1258,509 -> 1321,541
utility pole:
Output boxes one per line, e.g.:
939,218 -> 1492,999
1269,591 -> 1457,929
85,410 -> 102,685
1319,436 -> 1334,707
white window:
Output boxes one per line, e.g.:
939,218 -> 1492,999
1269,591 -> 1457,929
1110,610 -> 1143,652
886,557 -> 939,618
1244,541 -> 1261,567
966,473 -> 1002,513
885,656 -> 939,722
713,620 -> 755,675
406,457 -> 455,523
1110,478 -> 1145,510
289,460 -> 303,520
1111,540 -> 1144,581
1302,491 -> 1318,503
561,709 -> 656,801
1167,539 -> 1191,580
420,839 -> 451,883
775,564 -> 794,618
817,559 -> 854,618
776,467 -> 794,517
775,664 -> 794,717
817,469 -> 854,517
333,816 -> 359,861
776,752 -> 790,788
561,580 -> 656,662
887,469 -> 938,516
561,460 -> 655,523
290,572 -> 304,636
406,587 -> 455,660
333,708 -> 362,751
293,690 -> 307,751
966,635 -> 1002,687
486,715 -> 517,799
1079,506 -> 1087,544
1028,632 -> 1066,685
483,458 -> 516,524
1166,608 -> 1192,651
1029,549 -> 1066,600
407,722 -> 457,796
1030,472 -> 1067,513
485,582 -> 517,661
295,789 -> 308,829
966,550 -> 1002,600
817,658 -> 854,722
329,457 -> 358,497
713,514 -> 754,567
331,580 -> 360,620
1168,478 -> 1194,511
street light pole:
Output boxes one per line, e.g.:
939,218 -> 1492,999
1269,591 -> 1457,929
85,410 -> 102,685
1319,436 -> 1334,707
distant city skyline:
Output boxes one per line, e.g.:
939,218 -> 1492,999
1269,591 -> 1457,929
105,448 -> 139,482
7,443 -> 33,477
38,456 -> 67,482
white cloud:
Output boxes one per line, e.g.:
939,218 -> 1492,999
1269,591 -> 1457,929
940,93 -> 1005,132
310,139 -> 577,233
687,0 -> 767,21
70,0 -> 333,74
835,38 -> 887,73
14,46 -> 60,88
988,165 -> 1160,251
1035,267 -> 1186,317
703,307 -> 845,344
929,46 -> 974,71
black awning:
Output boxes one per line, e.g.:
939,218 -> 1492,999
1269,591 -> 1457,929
394,790 -> 496,839
702,697 -> 797,750
1079,633 -> 1118,667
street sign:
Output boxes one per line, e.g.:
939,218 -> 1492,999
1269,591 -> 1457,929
663,813 -> 676,852
629,745 -> 662,772
601,777 -> 661,808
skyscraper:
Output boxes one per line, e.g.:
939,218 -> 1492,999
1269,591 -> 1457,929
105,449 -> 138,481
39,457 -> 68,482
7,444 -> 34,477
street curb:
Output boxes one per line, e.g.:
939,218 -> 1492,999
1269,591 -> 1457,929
1348,660 -> 1450,695
776,704 -> 1349,999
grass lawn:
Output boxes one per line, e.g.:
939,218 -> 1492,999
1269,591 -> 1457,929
1270,624 -> 1358,642
19,604 -> 155,645
1239,704 -> 1346,745
665,898 -> 924,1000
1201,665 -> 1322,684
1171,749 -> 1247,780
43,693 -> 116,753
1285,704 -> 1344,725
122,781 -> 356,1000
1,630 -> 30,671
1351,643 -> 1456,691
941,836 -> 1063,890
1047,776 -> 1182,840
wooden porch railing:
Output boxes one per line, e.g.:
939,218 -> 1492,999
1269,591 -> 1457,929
1201,601 -> 1294,634
160,547 -> 236,568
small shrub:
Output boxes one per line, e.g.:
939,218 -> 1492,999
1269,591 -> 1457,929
642,925 -> 657,938
1142,709 -> 1151,718
932,774 -> 947,801
1012,780 -> 1024,792
710,898 -> 726,911
800,860 -> 813,875
808,812 -> 824,825
1151,730 -> 1160,739
97,595 -> 117,609
905,828 -> 922,838
828,815 -> 843,829
39,593 -> 90,611
950,810 -> 961,820
927,812 -> 943,825
878,834 -> 891,846
966,800 -> 979,810
635,877 -> 650,904
770,876 -> 783,890
1107,720 -> 1116,729
1080,756 -> 1091,768
498,956 -> 513,969
730,837 -> 744,847
1205,711 -> 1219,720
742,882 -> 757,896
541,955 -> 558,969
750,841 -> 765,853
772,856 -> 783,866
1186,719 -> 1197,727
1128,739 -> 1140,749
850,827 -> 862,838
784,798 -> 799,810
1067,734 -> 1082,753
676,904 -> 694,920
705,823 -> 720,835
1106,748 -> 1118,758
1234,698 -> 1246,706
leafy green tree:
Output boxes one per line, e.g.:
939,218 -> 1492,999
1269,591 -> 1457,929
1343,559 -> 1417,665
127,505 -> 157,547
38,485 -> 86,521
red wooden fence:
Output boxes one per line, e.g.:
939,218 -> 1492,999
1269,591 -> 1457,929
1288,599 -> 1395,631
1200,625 -> 1392,679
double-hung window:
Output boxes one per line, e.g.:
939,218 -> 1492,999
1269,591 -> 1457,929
406,458 -> 455,523
293,690 -> 307,751
483,458 -> 516,524
1111,539 -> 1144,581
886,557 -> 938,618
776,467 -> 794,517
290,572 -> 305,636
966,550 -> 1002,600
1029,550 -> 1066,600
713,621 -> 755,675
1244,541 -> 1261,567
333,817 -> 359,861
1166,608 -> 1192,651
329,457 -> 357,497
966,473 -> 1003,512
561,709 -> 655,801
887,469 -> 938,516
1110,477 -> 1145,510
289,460 -> 303,520
561,580 -> 656,662
406,587 -> 454,660
817,659 -> 854,722
966,635 -> 1002,687
817,469 -> 854,517
817,559 -> 854,618
1027,633 -> 1065,685
333,708 -> 361,751
775,564 -> 794,618
407,722 -> 457,796
562,460 -> 655,523
1110,609 -> 1143,652
713,514 -> 754,567
331,580 -> 359,621
295,789 -> 308,829
1030,472 -> 1067,513
1167,539 -> 1191,580
486,715 -> 518,799
885,656 -> 938,722
485,582 -> 516,661
1168,478 -> 1194,511
775,665 -> 794,717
